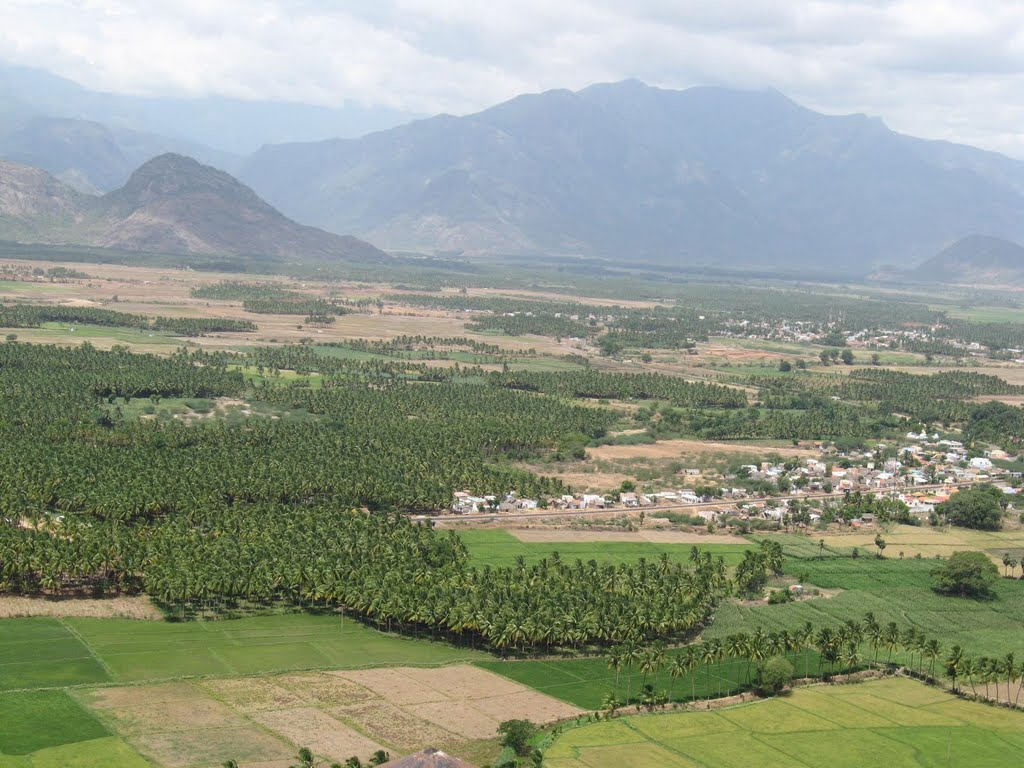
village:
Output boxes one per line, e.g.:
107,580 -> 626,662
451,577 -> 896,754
449,432 -> 1021,525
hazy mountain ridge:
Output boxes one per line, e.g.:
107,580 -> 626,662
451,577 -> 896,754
0,154 -> 387,263
914,234 -> 1024,286
240,80 -> 1024,272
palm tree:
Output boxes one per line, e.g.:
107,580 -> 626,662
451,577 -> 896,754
924,639 -> 942,679
668,653 -> 688,703
945,645 -> 965,693
883,622 -> 901,664
293,748 -> 315,768
841,644 -> 861,674
701,642 -> 719,701
369,750 -> 390,766
960,656 -> 978,697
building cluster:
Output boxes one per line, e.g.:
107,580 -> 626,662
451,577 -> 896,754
449,435 -> 1020,517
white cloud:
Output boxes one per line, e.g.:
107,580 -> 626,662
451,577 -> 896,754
1,0 -> 1023,156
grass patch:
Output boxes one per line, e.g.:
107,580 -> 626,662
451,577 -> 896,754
63,613 -> 487,684
545,678 -> 1024,768
0,619 -> 110,691
0,690 -> 108,753
477,651 -> 818,710
460,529 -> 752,569
705,539 -> 1024,657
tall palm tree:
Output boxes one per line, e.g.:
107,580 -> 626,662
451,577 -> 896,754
945,645 -> 964,693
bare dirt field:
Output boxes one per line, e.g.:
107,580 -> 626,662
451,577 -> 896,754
0,594 -> 163,619
85,665 -> 579,767
587,438 -> 819,461
509,529 -> 749,545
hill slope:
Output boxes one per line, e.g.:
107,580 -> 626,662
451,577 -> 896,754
240,80 -> 1024,273
0,154 -> 387,263
915,234 -> 1024,286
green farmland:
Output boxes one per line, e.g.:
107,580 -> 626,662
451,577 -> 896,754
459,529 -> 753,569
0,614 -> 486,691
0,688 -> 149,768
479,650 -> 822,711
544,677 -> 1024,768
705,541 -> 1024,658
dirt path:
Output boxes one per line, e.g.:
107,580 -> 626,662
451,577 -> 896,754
587,438 -> 820,461
0,595 -> 163,619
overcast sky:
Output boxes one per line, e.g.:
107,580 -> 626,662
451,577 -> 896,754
2,0 -> 1023,156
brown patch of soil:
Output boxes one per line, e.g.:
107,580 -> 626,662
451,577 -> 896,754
84,682 -> 206,709
329,669 -> 448,705
129,727 -> 293,768
199,678 -> 306,713
587,439 -> 819,461
0,595 -> 162,619
251,708 -> 386,762
100,698 -> 246,735
329,699 -> 456,753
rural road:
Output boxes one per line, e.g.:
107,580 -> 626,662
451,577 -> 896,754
412,483 -> 960,523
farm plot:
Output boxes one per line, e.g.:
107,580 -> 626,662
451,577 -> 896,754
61,613 -> 486,683
810,525 -> 1024,566
0,689 -> 150,768
705,552 -> 1024,658
80,665 -> 579,767
477,651 -> 820,711
460,528 -> 752,569
0,618 -> 110,691
543,677 -> 1024,768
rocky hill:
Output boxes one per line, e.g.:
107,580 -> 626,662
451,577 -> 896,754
0,154 -> 387,263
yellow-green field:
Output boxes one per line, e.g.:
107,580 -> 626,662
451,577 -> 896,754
814,524 -> 1024,566
545,677 -> 1024,768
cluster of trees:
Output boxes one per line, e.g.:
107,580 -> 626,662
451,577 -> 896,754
830,492 -> 912,524
0,304 -> 255,335
466,313 -> 592,339
931,551 -> 1001,598
935,487 -> 1007,532
243,298 -> 351,316
734,540 -> 784,595
489,370 -> 747,408
191,281 -> 298,301
1,510 -> 728,651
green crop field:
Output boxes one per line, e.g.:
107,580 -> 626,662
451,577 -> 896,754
460,529 -> 754,569
705,542 -> 1024,658
544,677 -> 1024,768
0,688 -> 150,768
478,650 -> 821,710
0,614 -> 486,690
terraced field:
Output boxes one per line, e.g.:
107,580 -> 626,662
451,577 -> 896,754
544,677 -> 1024,768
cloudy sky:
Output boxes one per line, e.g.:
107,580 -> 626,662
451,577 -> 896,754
2,0 -> 1023,156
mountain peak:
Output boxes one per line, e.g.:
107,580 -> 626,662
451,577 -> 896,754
0,154 -> 388,264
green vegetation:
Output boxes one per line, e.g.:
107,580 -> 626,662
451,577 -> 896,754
936,486 -> 1007,531
543,678 -> 1024,768
931,551 -> 1000,599
0,303 -> 255,335
0,615 -> 483,690
0,691 -> 109,753
459,530 -> 752,569
706,541 -> 1024,658
489,370 -> 747,407
0,619 -> 110,691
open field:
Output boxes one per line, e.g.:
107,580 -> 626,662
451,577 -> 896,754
706,545 -> 1024,658
460,528 -> 753,568
0,596 -> 162,620
0,614 -> 487,691
478,650 -> 821,711
586,438 -> 820,462
70,665 -> 576,768
544,677 -> 1024,768
810,524 -> 1024,566
0,687 -> 151,767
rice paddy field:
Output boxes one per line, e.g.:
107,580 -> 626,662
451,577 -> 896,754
478,650 -> 823,711
0,614 -> 486,692
459,528 -> 753,569
809,524 -> 1024,566
544,677 -> 1024,768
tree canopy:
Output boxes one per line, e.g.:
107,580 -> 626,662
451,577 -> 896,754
931,551 -> 999,599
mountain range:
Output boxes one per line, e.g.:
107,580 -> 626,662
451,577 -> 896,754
4,71 -> 1024,276
238,80 -> 1024,272
914,234 -> 1024,286
0,154 -> 386,264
